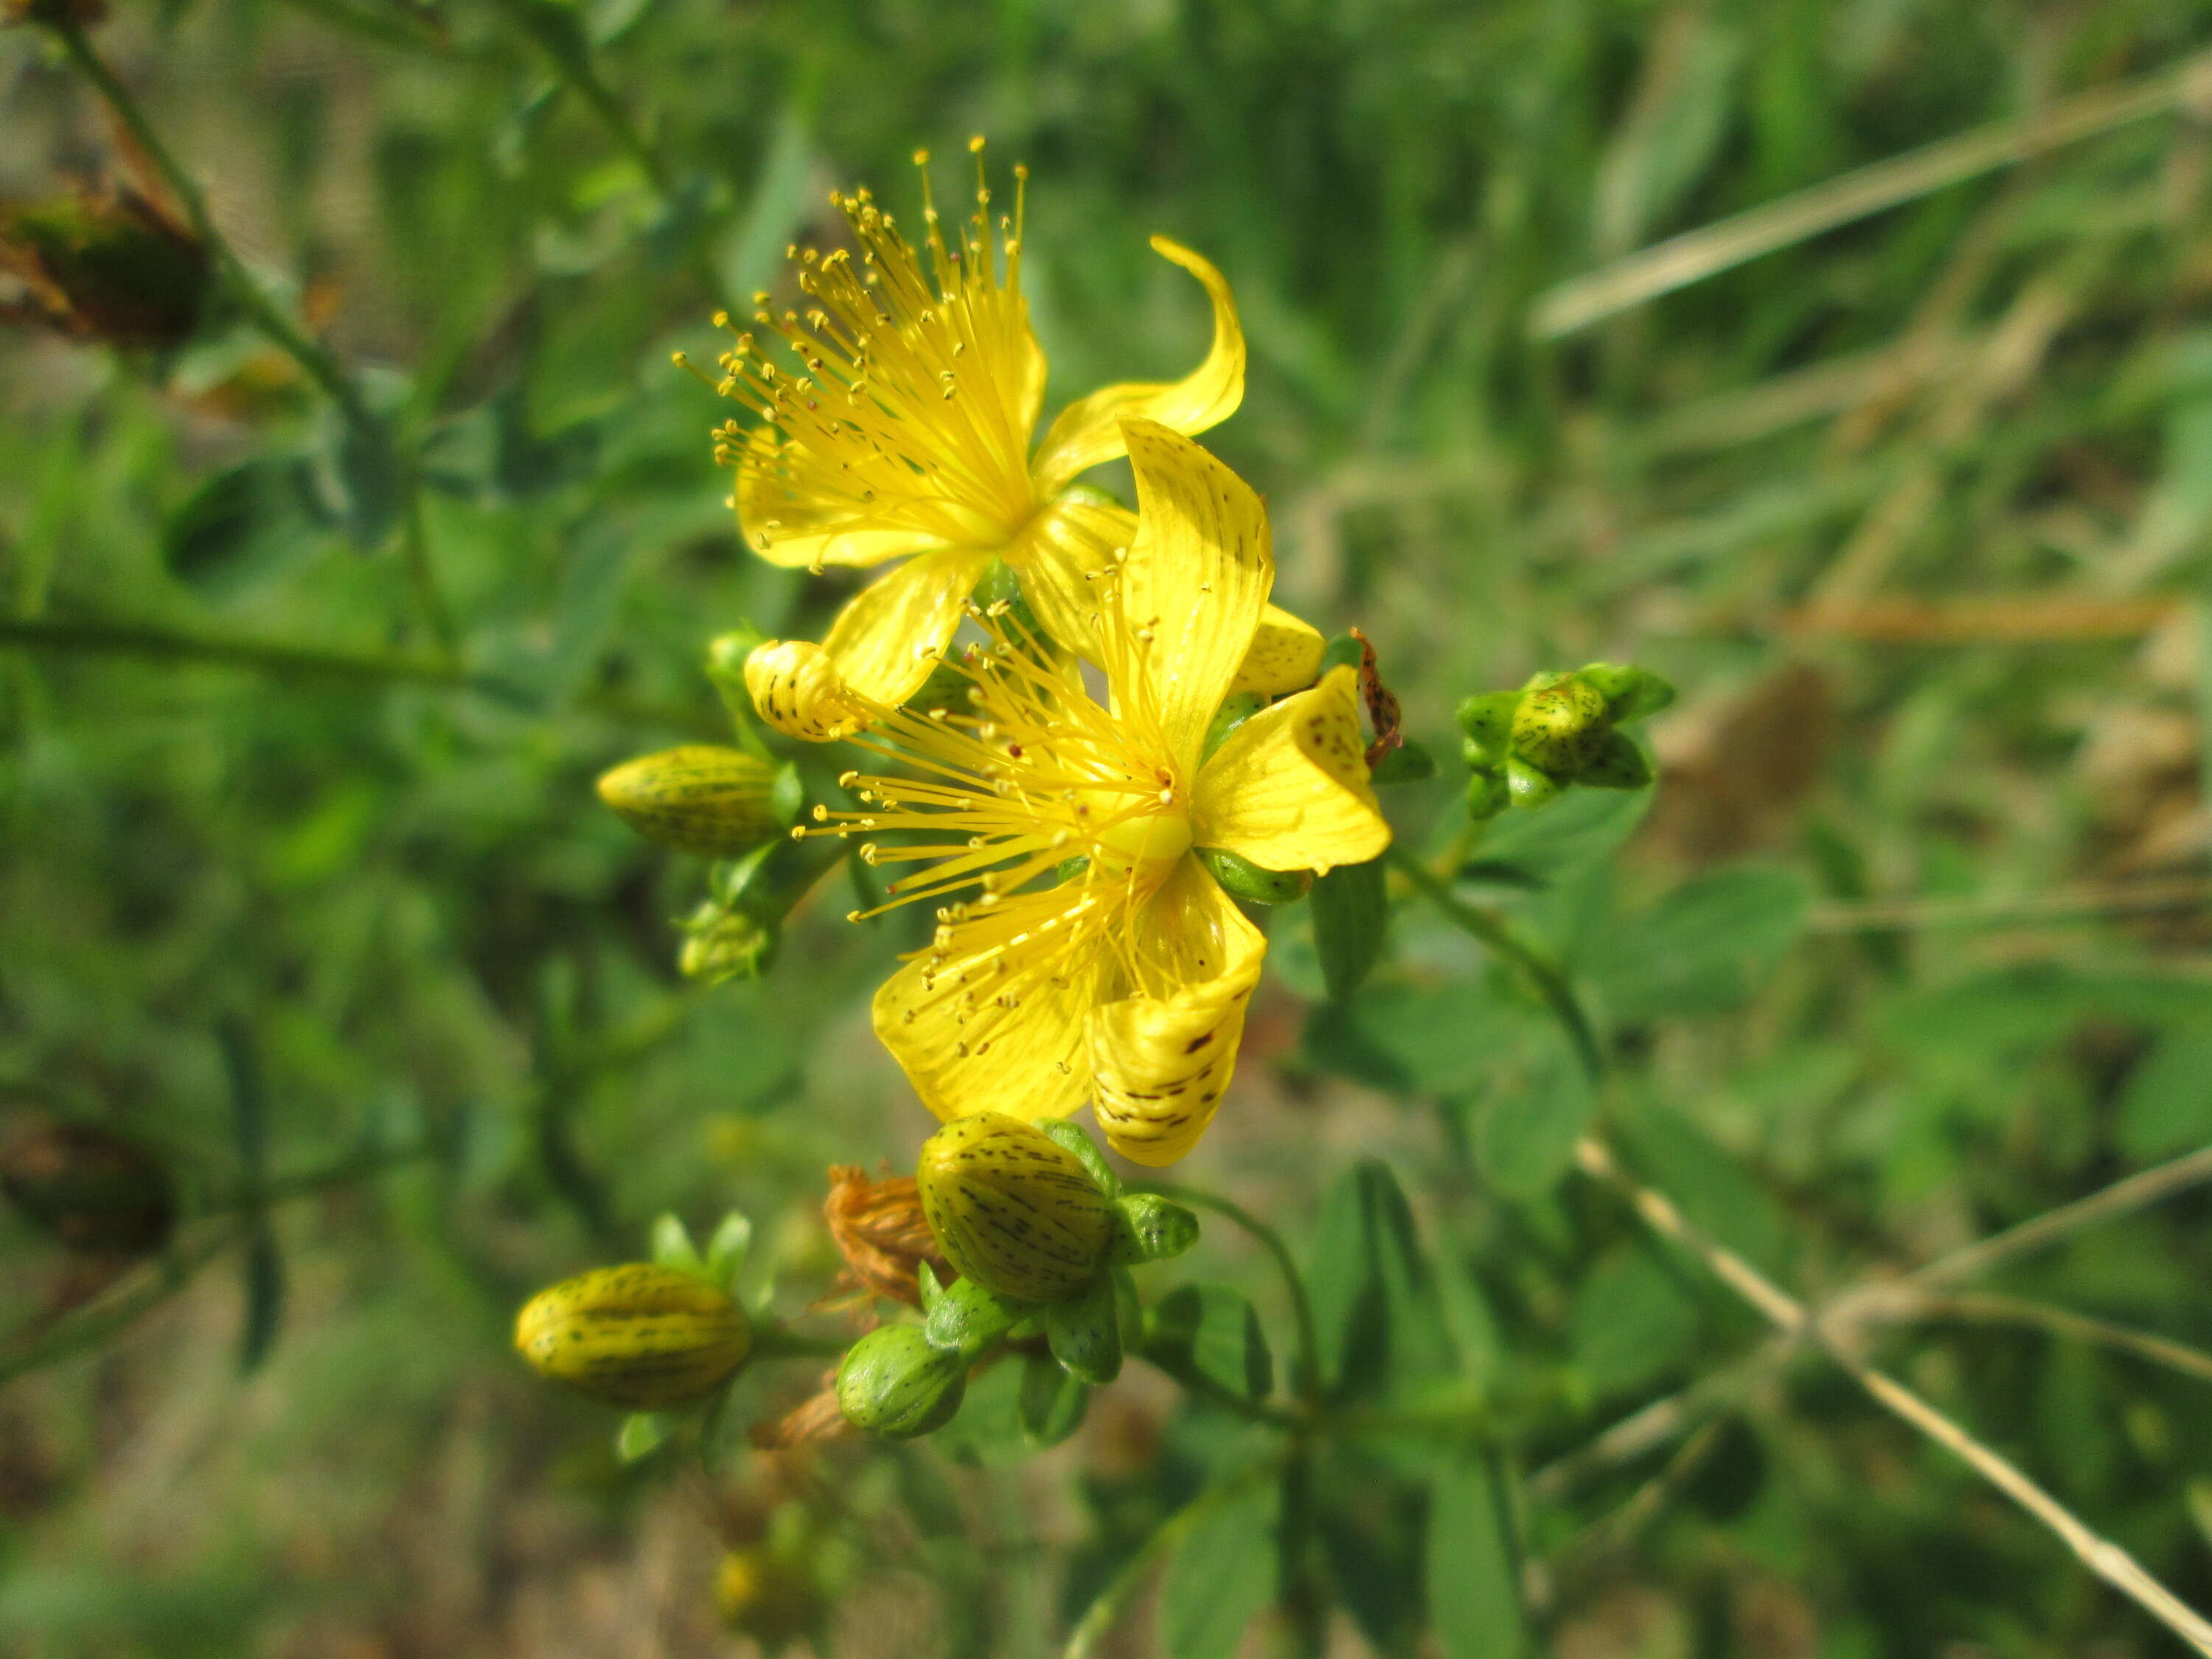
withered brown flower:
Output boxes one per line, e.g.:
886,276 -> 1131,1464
822,1164 -> 952,1308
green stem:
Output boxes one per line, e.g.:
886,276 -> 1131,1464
399,467 -> 459,655
1061,1457 -> 1284,1659
750,1324 -> 855,1362
1148,1181 -> 1324,1406
1386,843 -> 1605,1083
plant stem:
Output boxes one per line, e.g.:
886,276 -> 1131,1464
1385,844 -> 1604,1083
1148,1181 -> 1324,1405
1910,1143 -> 2212,1289
1857,1290 -> 2212,1388
1573,1135 -> 2212,1657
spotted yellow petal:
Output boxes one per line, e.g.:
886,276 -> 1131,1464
735,426 -> 962,571
1113,421 -> 1271,775
822,549 -> 994,708
1231,605 -> 1324,696
1003,493 -> 1135,659
744,639 -> 868,742
873,888 -> 1105,1122
1027,238 -> 1246,498
1088,859 -> 1266,1166
1192,665 -> 1391,873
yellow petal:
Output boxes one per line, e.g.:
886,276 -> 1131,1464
823,549 -> 994,707
1231,604 -> 1325,696
1088,860 -> 1267,1166
743,639 -> 866,742
735,426 -> 958,571
1114,420 -> 1272,774
1027,238 -> 1246,498
1192,665 -> 1391,873
872,891 -> 1105,1123
1003,493 -> 1136,658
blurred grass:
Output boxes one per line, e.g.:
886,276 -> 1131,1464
5,0 -> 2212,1655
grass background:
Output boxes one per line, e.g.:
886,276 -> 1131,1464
5,0 -> 2212,1654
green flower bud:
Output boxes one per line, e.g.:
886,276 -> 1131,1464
1510,675 -> 1610,776
1465,766 -> 1510,821
1504,755 -> 1562,809
1106,1193 -> 1200,1265
917,1113 -> 1113,1304
1197,846 -> 1312,905
1455,691 -> 1520,763
923,1269 -> 1027,1356
597,745 -> 782,858
1576,661 -> 1676,723
835,1324 -> 967,1439
514,1264 -> 751,1408
678,899 -> 778,983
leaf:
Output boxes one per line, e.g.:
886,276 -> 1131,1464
1369,737 -> 1436,787
1017,1352 -> 1088,1448
1310,858 -> 1390,1001
720,105 -> 816,302
1570,1245 -> 1700,1396
324,411 -> 406,552
933,1355 -> 1030,1468
1471,1035 -> 1594,1200
1582,866 -> 1811,1020
162,458 -> 316,596
1304,978 -> 1503,1097
1316,1448 -> 1426,1652
1426,1451 -> 1526,1659
2118,1031 -> 2212,1161
703,1210 -> 753,1287
1147,1283 -> 1273,1404
1305,1162 -> 1458,1405
1158,1476 -> 1279,1659
237,1227 -> 285,1374
616,1411 -> 676,1463
1472,785 -> 1648,881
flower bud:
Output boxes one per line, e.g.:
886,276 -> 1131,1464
0,187 -> 206,349
0,1113 -> 174,1256
744,639 -> 866,742
916,1113 -> 1113,1304
513,1264 -> 750,1408
678,898 -> 778,983
824,1165 -> 950,1307
1577,661 -> 1676,723
597,745 -> 781,858
1510,672 -> 1610,777
1106,1193 -> 1200,1265
1197,845 -> 1310,905
835,1324 -> 967,1439
1464,766 -> 1510,821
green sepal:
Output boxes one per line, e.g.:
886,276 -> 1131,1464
1504,755 -> 1562,810
916,1260 -> 947,1316
924,1273 -> 1030,1358
1368,738 -> 1436,786
1203,691 -> 1267,762
1018,1351 -> 1090,1447
1321,632 -> 1365,675
1578,661 -> 1675,723
1107,1193 -> 1200,1265
1197,846 -> 1312,905
1037,1117 -> 1119,1198
1006,1307 -> 1050,1342
771,762 -> 805,829
1465,766 -> 1510,821
1579,730 -> 1653,790
650,1212 -> 702,1272
972,557 -> 1044,647
703,1209 -> 754,1290
1111,1265 -> 1142,1348
1046,1272 -> 1124,1384
1455,692 -> 1520,762
616,1410 -> 678,1463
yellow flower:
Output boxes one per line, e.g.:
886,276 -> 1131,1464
793,420 -> 1390,1165
707,139 -> 1320,738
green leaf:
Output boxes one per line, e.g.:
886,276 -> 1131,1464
650,1212 -> 700,1270
1146,1283 -> 1273,1403
1305,1162 -> 1458,1404
1159,1477 -> 1279,1659
616,1411 -> 677,1463
1473,786 -> 1649,881
1310,857 -> 1390,1000
1047,1272 -> 1124,1385
1611,1102 -> 1792,1276
1471,1036 -> 1594,1200
1583,866 -> 1811,1020
1017,1352 -> 1088,1447
1303,978 -> 1503,1097
238,1227 -> 285,1375
2118,1032 -> 2212,1161
1369,737 -> 1436,786
327,411 -> 405,552
1570,1245 -> 1700,1395
1426,1451 -> 1526,1659
720,104 -> 815,302
162,457 -> 316,596
933,1355 -> 1029,1467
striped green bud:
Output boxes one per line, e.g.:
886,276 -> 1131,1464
1197,846 -> 1311,905
597,745 -> 781,858
836,1324 -> 967,1439
917,1113 -> 1113,1304
514,1264 -> 751,1408
1510,674 -> 1610,777
678,898 -> 777,983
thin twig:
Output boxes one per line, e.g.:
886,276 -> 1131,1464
1531,47 -> 2212,337
1863,1290 -> 2212,1387
1911,1144 -> 2212,1289
1574,1135 -> 2212,1656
